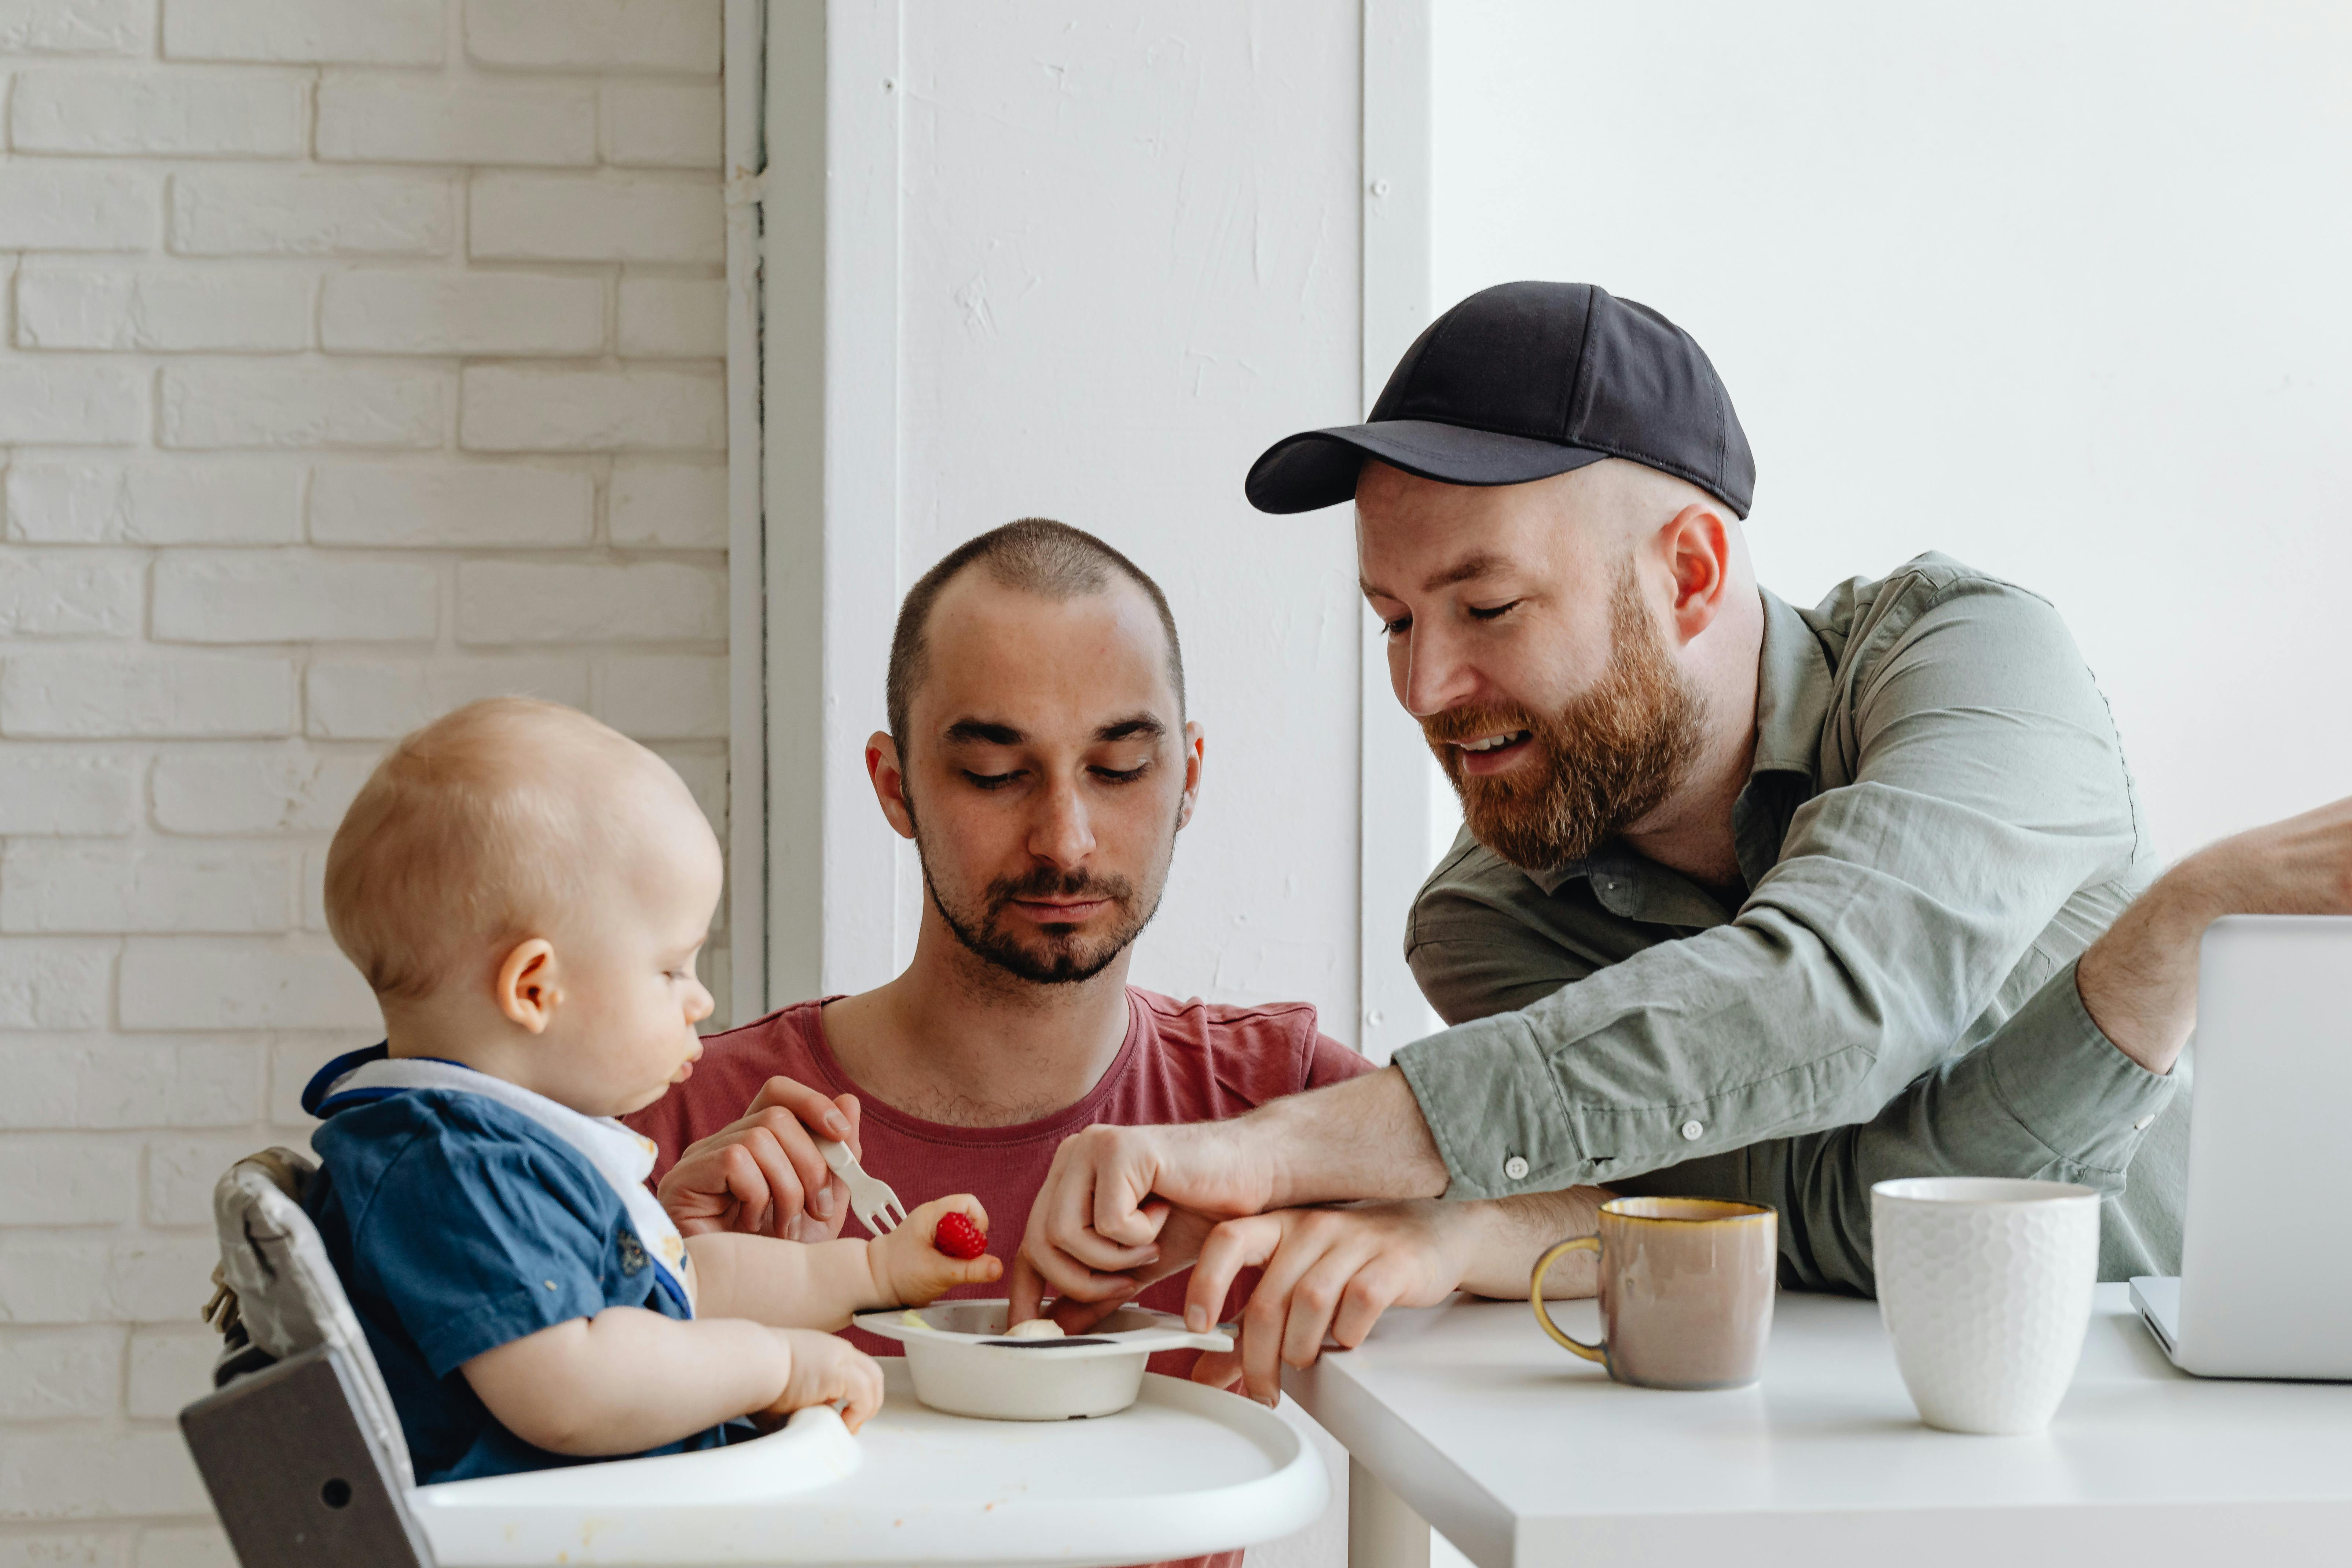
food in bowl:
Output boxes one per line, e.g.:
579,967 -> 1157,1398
1001,1317 -> 1065,1340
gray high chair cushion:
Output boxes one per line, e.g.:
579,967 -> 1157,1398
212,1147 -> 415,1492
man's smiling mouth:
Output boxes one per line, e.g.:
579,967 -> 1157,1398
1454,731 -> 1531,753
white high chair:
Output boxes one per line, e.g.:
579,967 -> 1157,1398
181,1151 -> 1326,1568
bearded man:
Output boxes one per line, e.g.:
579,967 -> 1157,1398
1015,282 -> 2352,1399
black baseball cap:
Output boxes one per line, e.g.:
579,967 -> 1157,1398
1245,281 -> 1754,518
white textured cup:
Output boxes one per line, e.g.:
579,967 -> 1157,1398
1871,1177 -> 2100,1435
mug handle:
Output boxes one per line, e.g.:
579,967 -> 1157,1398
1529,1235 -> 1605,1363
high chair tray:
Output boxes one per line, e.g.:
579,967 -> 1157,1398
407,1362 -> 1326,1566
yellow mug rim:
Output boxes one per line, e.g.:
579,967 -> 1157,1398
1599,1196 -> 1775,1226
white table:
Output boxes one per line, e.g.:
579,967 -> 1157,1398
1285,1284 -> 2352,1567
412,1363 -> 1327,1565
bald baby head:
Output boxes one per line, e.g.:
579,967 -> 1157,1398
325,698 -> 709,1004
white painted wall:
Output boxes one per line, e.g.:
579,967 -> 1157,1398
766,10 -> 1366,1561
863,2 -> 1369,1041
1433,0 -> 2352,860
0,2 -> 729,1558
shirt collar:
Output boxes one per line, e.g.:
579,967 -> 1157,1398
1524,587 -> 1831,908
1749,586 -> 1831,783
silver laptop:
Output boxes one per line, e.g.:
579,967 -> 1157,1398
2130,914 -> 2352,1378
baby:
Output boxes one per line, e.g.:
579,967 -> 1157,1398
303,698 -> 1001,1484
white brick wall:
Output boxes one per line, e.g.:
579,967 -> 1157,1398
0,2 -> 729,1557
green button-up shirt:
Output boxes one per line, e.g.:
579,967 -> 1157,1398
1397,555 -> 2188,1291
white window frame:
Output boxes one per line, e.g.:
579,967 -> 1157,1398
1358,0 -> 1440,1062
724,0 -> 905,1022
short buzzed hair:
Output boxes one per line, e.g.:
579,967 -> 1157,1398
885,519 -> 1185,748
324,698 -> 653,1003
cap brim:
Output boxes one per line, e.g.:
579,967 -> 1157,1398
1244,419 -> 1611,514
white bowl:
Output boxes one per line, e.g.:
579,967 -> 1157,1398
852,1299 -> 1232,1421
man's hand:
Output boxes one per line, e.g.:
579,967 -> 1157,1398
1005,1203 -> 1225,1330
1013,1121 -> 1275,1309
2080,793 -> 2352,1074
1180,1187 -> 1608,1404
1183,1202 -> 1474,1403
658,1076 -> 863,1240
1013,1069 -> 1450,1312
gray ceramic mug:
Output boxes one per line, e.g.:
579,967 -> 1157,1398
1530,1196 -> 1778,1390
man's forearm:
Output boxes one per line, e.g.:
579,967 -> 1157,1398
1251,1067 -> 1450,1209
1454,1188 -> 1608,1299
2077,851 -> 2236,1076
2079,793 -> 2352,1076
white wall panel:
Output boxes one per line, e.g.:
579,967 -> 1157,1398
873,1 -> 1367,1037
1434,0 -> 2352,859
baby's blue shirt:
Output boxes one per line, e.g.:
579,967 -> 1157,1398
305,1082 -> 728,1484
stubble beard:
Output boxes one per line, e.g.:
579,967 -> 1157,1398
1425,562 -> 1708,873
906,799 -> 1174,987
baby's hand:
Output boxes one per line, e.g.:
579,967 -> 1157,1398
761,1329 -> 884,1433
872,1195 -> 1004,1305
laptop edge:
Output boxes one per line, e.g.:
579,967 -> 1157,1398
2129,1275 -> 2182,1363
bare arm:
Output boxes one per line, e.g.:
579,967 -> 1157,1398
459,1308 -> 880,1454
1456,1187 -> 1609,1298
2078,794 -> 2352,1073
686,1234 -> 885,1328
689,1194 -> 1005,1328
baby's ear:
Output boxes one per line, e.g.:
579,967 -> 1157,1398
495,938 -> 561,1033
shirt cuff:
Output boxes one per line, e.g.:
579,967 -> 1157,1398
1982,955 -> 2178,1175
1393,1013 -> 1580,1201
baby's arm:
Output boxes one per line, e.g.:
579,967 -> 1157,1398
461,1308 -> 881,1454
689,1195 -> 1004,1327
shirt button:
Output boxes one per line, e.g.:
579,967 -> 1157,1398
1504,1155 -> 1530,1181
1680,1119 -> 1705,1142
2133,1115 -> 2155,1131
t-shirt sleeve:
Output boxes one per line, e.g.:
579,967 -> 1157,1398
1303,1031 -> 1377,1090
349,1121 -> 620,1378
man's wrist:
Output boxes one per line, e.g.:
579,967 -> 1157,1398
2143,848 -> 2236,944
1228,1104 -> 1301,1213
1259,1067 -> 1449,1211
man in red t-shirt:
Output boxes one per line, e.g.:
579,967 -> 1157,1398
632,991 -> 1367,1362
625,519 -> 1370,1568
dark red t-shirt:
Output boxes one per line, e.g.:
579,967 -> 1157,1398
631,988 -> 1370,1334
626,989 -> 1369,1568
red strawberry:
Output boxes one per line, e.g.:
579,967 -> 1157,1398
934,1211 -> 988,1260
